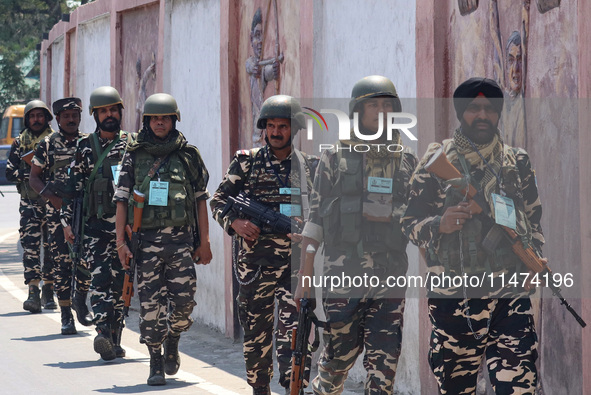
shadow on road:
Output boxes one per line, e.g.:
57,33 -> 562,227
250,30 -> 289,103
95,378 -> 195,393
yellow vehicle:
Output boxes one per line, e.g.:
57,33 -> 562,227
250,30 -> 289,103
0,104 -> 25,146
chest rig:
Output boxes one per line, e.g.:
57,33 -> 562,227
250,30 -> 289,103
319,145 -> 412,257
86,132 -> 127,218
17,127 -> 52,199
433,143 -> 532,275
129,149 -> 195,230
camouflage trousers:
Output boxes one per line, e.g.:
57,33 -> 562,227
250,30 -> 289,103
19,197 -> 53,285
428,298 -> 538,395
46,204 -> 90,302
137,240 -> 196,347
84,218 -> 124,326
236,260 -> 297,389
312,296 -> 405,395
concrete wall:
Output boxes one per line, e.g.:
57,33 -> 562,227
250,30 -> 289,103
167,0 -> 224,330
75,15 -> 111,134
313,1 -> 419,393
49,36 -> 65,131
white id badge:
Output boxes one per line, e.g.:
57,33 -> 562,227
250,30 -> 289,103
492,193 -> 516,230
111,164 -> 122,185
367,177 -> 393,194
279,187 -> 301,195
149,181 -> 169,206
280,204 -> 301,217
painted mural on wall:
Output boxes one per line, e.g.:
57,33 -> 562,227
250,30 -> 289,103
451,0 -> 563,149
237,0 -> 300,150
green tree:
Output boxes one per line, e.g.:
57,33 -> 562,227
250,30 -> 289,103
0,1 -> 76,109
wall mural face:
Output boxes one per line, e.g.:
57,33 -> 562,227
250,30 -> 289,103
237,0 -> 300,150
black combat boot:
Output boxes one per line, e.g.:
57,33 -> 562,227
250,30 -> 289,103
147,348 -> 166,386
60,306 -> 77,335
111,325 -> 126,358
94,324 -> 116,361
23,285 -> 41,313
163,332 -> 181,375
40,283 -> 57,310
72,290 -> 93,326
252,385 -> 271,395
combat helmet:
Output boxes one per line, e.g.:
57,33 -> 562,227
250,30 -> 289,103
143,93 -> 181,122
349,75 -> 402,117
88,86 -> 124,115
256,95 -> 306,131
24,100 -> 53,126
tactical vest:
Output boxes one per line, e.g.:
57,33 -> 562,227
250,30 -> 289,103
86,132 -> 127,218
17,127 -> 52,199
241,147 -> 309,232
129,149 -> 195,229
319,146 -> 412,256
433,144 -> 532,275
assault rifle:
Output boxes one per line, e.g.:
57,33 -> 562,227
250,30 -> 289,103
121,190 -> 145,319
220,193 -> 302,235
290,244 -> 323,395
425,147 -> 586,328
290,297 -> 323,395
70,192 -> 84,265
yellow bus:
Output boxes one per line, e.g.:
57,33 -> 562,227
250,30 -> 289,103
0,105 -> 25,146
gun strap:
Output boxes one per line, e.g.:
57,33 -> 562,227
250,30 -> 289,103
84,132 -> 121,214
138,155 -> 169,194
293,148 -> 310,221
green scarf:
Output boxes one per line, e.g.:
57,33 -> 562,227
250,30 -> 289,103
128,129 -> 206,186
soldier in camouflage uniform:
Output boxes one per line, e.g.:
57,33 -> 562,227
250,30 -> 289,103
211,95 -> 315,395
401,78 -> 542,394
30,97 -> 92,335
6,100 -> 55,314
115,93 -> 211,386
298,76 -> 417,395
61,87 -> 134,360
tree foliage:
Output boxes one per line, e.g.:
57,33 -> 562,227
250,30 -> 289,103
0,1 -> 75,109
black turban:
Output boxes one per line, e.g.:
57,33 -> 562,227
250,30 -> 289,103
453,77 -> 503,120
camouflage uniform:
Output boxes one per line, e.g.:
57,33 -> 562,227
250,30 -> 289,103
401,131 -> 543,394
62,131 -> 133,329
113,129 -> 209,348
210,145 -> 315,390
301,138 -> 417,395
6,126 -> 54,286
33,130 -> 90,304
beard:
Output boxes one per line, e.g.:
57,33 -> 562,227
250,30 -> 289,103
461,119 -> 497,144
99,117 -> 120,132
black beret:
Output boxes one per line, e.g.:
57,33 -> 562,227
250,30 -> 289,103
453,77 -> 503,120
52,97 -> 82,115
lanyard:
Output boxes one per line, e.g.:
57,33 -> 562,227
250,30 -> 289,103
265,145 -> 290,188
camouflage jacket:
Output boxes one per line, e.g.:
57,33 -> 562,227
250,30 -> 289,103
6,126 -> 54,198
32,130 -> 87,199
60,130 -> 134,227
210,145 -> 316,267
401,141 -> 544,295
113,142 -> 210,244
302,144 -> 417,269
